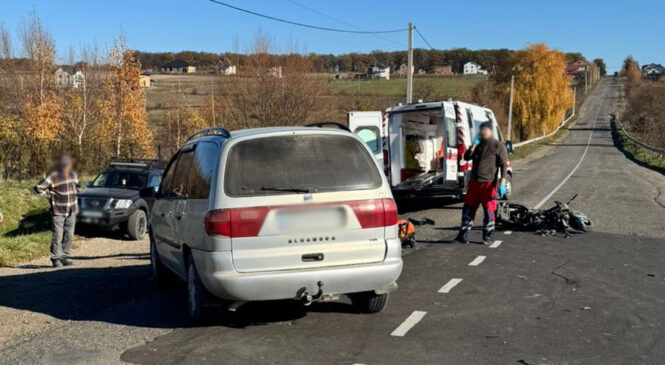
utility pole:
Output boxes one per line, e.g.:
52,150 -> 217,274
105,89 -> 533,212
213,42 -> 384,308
211,84 -> 216,126
406,22 -> 413,104
572,86 -> 576,116
507,75 -> 515,142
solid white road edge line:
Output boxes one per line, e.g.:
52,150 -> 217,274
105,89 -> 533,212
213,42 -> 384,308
534,87 -> 607,209
390,311 -> 427,337
489,240 -> 502,248
438,278 -> 463,293
468,255 -> 486,266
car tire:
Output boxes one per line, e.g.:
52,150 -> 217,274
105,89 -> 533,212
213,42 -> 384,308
127,209 -> 147,240
349,292 -> 389,313
150,232 -> 170,284
186,255 -> 214,322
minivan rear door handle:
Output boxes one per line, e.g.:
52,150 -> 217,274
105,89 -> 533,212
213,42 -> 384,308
302,253 -> 324,262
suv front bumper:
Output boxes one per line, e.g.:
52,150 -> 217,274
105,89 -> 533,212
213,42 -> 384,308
191,238 -> 403,301
77,207 -> 136,228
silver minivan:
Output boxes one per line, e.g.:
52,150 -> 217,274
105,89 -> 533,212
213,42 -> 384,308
144,127 -> 403,320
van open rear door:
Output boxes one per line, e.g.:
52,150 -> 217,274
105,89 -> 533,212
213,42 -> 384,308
348,111 -> 384,165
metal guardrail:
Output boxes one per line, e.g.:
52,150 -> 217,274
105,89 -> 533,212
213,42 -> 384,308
513,110 -> 575,148
613,117 -> 665,156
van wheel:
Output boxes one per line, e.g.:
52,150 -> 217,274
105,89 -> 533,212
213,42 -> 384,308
128,210 -> 147,240
150,232 -> 169,284
349,292 -> 389,313
186,255 -> 214,322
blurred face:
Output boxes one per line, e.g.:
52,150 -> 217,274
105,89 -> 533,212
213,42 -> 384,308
480,127 -> 493,140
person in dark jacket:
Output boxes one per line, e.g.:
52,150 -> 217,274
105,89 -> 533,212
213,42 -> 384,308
455,121 -> 508,244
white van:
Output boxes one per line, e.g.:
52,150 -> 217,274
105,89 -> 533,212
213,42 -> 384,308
348,101 -> 513,199
144,127 -> 402,321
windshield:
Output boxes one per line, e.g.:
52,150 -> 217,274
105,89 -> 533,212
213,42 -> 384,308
92,171 -> 148,190
224,134 -> 383,197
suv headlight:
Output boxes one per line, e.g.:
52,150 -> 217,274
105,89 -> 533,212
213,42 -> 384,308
112,199 -> 133,209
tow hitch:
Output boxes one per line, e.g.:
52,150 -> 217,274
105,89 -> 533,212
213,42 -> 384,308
298,281 -> 324,306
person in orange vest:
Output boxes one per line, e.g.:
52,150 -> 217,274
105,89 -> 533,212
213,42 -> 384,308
455,122 -> 508,245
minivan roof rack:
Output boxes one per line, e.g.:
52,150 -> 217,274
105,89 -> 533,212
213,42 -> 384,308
305,121 -> 350,132
187,127 -> 231,141
110,159 -> 168,170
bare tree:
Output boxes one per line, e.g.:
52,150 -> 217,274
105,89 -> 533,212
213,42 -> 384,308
0,23 -> 11,59
19,10 -> 56,100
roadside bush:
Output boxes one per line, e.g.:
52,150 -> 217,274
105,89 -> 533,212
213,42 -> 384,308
623,81 -> 665,148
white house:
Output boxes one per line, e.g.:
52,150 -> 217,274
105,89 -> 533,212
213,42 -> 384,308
368,64 -> 390,80
215,58 -> 237,75
463,61 -> 488,75
54,67 -> 85,89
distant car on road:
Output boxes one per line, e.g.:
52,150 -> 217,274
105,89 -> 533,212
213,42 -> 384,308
142,127 -> 402,321
78,160 -> 166,240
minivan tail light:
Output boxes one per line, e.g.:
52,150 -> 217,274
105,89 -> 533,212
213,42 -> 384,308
348,198 -> 398,229
205,207 -> 270,238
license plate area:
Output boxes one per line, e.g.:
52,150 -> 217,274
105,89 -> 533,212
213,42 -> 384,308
80,210 -> 104,218
275,207 -> 345,234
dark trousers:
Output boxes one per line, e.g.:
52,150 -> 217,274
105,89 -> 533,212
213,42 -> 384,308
457,181 -> 497,242
51,213 -> 76,260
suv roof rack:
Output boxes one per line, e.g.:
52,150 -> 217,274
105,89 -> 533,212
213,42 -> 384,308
109,159 -> 168,170
187,127 -> 231,141
305,121 -> 350,132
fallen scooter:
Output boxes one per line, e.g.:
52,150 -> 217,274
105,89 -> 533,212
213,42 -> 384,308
496,194 -> 592,237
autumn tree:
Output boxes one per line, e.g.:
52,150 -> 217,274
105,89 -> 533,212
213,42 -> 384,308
221,31 -> 323,130
493,44 -> 573,141
593,58 -> 607,76
621,55 -> 641,86
96,35 -> 153,160
160,83 -> 209,157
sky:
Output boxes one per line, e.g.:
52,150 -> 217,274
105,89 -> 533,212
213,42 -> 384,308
2,0 -> 663,72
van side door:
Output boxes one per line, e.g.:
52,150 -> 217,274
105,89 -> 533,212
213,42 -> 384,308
442,104 -> 459,186
151,153 -> 181,273
179,142 -> 219,253
348,111 -> 385,165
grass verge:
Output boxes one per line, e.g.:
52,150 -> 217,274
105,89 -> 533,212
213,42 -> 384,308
611,120 -> 665,174
0,179 -> 51,266
509,115 -> 578,161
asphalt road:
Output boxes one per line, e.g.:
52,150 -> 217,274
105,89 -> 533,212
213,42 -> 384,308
1,78 -> 664,365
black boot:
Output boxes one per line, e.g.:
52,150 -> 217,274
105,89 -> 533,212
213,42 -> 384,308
52,259 -> 63,268
61,257 -> 74,266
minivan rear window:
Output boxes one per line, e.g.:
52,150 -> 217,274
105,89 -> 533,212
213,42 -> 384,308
224,134 -> 383,197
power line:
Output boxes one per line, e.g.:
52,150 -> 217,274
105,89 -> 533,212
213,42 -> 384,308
206,0 -> 408,34
284,0 -> 405,47
414,26 -> 435,50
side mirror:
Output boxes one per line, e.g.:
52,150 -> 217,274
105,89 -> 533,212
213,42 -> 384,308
139,187 -> 156,198
505,141 -> 514,154
85,181 -> 92,188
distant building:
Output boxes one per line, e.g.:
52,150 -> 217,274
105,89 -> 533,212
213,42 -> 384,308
139,74 -> 151,88
269,66 -> 283,78
162,60 -> 196,73
396,63 -> 414,76
463,61 -> 487,75
642,63 -> 665,80
432,65 -> 453,75
565,60 -> 588,76
368,64 -> 390,80
215,58 -> 237,75
54,66 -> 84,89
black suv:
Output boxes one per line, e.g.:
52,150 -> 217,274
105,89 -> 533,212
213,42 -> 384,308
78,160 -> 166,240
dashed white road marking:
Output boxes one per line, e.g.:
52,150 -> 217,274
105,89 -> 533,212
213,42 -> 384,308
534,89 -> 607,209
438,278 -> 463,293
390,311 -> 427,337
489,240 -> 503,248
504,230 -> 513,235
468,255 -> 486,266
